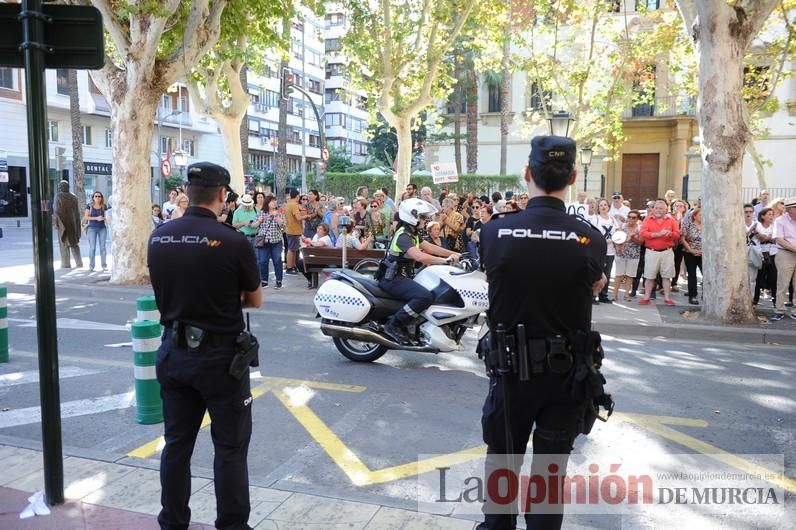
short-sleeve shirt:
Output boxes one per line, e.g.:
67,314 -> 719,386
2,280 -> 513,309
773,213 -> 796,250
311,234 -> 332,247
86,205 -> 106,229
304,202 -> 322,233
162,200 -> 177,219
148,206 -> 260,334
232,207 -> 258,236
590,214 -> 619,256
480,196 -> 606,335
393,229 -> 418,254
285,200 -> 303,236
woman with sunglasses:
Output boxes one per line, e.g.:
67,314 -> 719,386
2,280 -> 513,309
365,200 -> 389,243
84,191 -> 109,272
465,200 -> 484,257
613,210 -> 643,301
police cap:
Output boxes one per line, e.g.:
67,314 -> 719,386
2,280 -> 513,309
529,135 -> 576,168
187,162 -> 233,191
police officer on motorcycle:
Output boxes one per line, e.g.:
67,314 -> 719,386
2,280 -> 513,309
476,136 -> 612,530
378,197 -> 461,343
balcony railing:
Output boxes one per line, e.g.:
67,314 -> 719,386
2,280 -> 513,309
157,108 -> 193,126
623,95 -> 695,119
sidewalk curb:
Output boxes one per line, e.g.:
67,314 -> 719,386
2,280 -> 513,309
597,321 -> 796,346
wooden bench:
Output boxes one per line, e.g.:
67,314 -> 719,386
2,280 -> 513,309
300,247 -> 386,287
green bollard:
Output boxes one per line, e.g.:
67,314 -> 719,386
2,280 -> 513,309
0,286 -> 7,363
131,320 -> 163,424
136,295 -> 160,323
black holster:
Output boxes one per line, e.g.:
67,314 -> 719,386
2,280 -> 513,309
171,322 -> 207,351
571,330 -> 614,435
229,331 -> 260,380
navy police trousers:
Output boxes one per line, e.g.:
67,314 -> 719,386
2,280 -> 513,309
156,329 -> 253,530
477,373 -> 588,530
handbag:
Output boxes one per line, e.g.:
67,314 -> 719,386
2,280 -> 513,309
254,234 -> 266,248
747,243 -> 763,269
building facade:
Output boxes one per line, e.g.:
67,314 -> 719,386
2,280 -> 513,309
0,67 -> 225,218
426,1 -> 795,207
0,7 -> 377,219
323,4 -> 371,165
245,10 -> 325,191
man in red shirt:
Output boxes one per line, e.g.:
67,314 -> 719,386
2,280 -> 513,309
639,199 -> 680,305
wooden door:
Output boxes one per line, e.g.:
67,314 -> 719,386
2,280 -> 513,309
621,154 -> 659,209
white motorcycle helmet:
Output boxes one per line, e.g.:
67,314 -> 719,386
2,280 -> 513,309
398,197 -> 438,226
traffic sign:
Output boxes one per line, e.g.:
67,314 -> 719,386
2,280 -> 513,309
161,159 -> 172,177
0,4 -> 104,68
321,147 -> 330,162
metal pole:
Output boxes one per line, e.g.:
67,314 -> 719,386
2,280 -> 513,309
157,111 -> 163,205
583,163 -> 589,193
21,0 -> 64,505
300,20 -> 307,193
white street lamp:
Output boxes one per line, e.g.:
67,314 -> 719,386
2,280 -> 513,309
173,149 -> 188,168
579,146 -> 593,192
547,110 -> 574,137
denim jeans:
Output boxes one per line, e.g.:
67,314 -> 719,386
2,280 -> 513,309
86,225 -> 107,270
257,242 -> 283,283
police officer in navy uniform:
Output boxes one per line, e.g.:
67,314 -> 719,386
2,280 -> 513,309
379,197 -> 461,342
148,162 -> 262,530
476,136 -> 609,530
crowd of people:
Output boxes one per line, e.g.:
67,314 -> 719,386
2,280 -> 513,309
150,182 -> 796,318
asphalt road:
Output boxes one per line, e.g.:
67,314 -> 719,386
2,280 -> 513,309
0,224 -> 794,527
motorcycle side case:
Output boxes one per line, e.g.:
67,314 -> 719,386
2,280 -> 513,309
314,279 -> 371,323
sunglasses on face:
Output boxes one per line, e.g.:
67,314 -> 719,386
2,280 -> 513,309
473,206 -> 481,210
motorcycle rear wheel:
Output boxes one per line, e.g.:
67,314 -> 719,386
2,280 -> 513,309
333,337 -> 388,362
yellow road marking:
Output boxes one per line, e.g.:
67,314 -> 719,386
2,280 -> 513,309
273,389 -> 485,486
613,412 -> 708,427
262,376 -> 366,393
128,380 -> 296,458
13,348 -> 794,492
616,413 -> 796,495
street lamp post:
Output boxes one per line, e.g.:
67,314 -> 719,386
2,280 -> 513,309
579,145 -> 593,193
547,110 -> 574,137
173,149 -> 188,180
155,108 -> 182,205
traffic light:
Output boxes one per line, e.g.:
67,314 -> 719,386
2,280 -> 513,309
281,68 -> 294,100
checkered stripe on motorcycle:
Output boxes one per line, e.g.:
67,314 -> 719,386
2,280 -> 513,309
314,293 -> 366,307
458,289 -> 489,308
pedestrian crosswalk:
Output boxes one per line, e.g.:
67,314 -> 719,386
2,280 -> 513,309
0,391 -> 135,429
0,363 -> 135,430
0,366 -> 100,388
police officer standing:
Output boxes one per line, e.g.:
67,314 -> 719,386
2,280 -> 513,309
476,136 -> 611,530
148,162 -> 262,530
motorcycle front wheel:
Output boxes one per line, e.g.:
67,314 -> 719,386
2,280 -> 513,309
333,337 -> 388,362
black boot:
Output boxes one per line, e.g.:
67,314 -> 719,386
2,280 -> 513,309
383,314 -> 411,344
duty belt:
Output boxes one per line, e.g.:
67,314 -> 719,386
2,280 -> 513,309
167,322 -> 238,351
477,323 -> 574,380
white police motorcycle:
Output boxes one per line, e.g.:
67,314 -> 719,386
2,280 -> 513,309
314,254 -> 488,362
